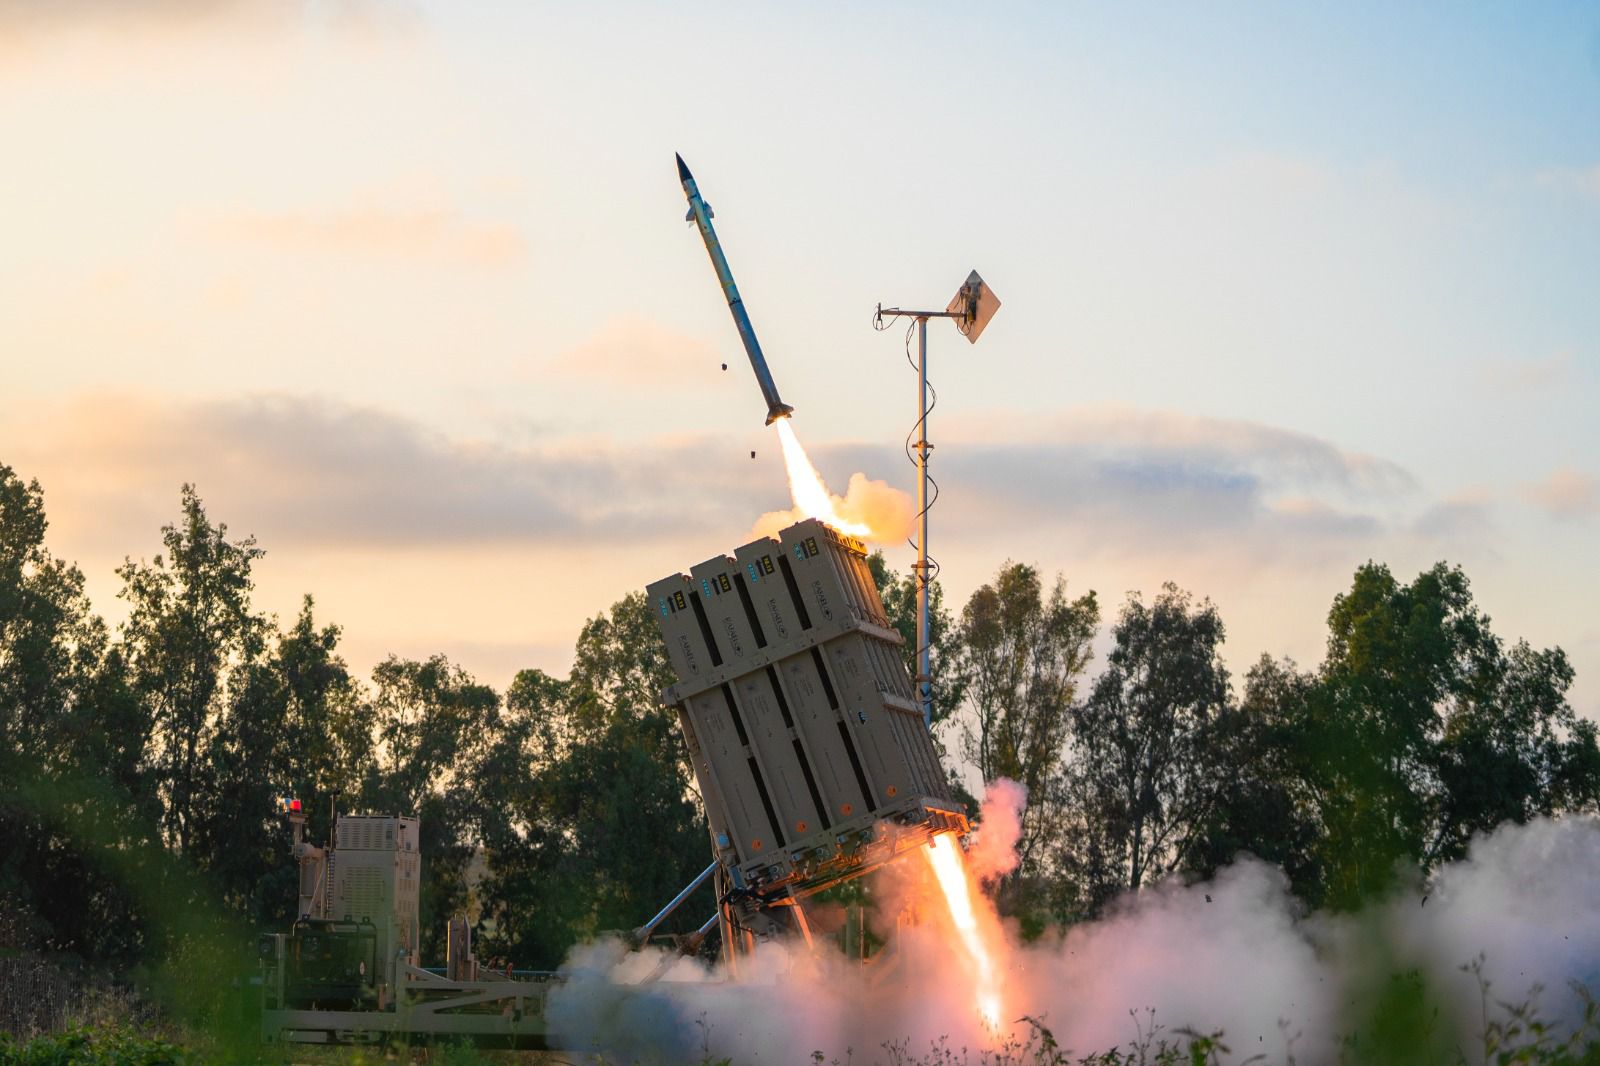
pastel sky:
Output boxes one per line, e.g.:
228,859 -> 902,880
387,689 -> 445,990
2,2 -> 1597,721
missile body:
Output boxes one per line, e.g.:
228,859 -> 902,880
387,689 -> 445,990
676,153 -> 794,425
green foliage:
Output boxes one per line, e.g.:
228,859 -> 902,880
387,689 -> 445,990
1186,654 -> 1322,892
1304,562 -> 1485,904
474,594 -> 709,969
866,552 -> 966,725
1470,962 -> 1600,1066
116,486 -> 267,856
1158,561 -> 1600,914
0,466 -> 104,756
567,591 -> 680,743
1554,719 -> 1600,815
1434,639 -> 1586,855
245,599 -> 375,927
0,465 -> 155,965
1270,562 -> 1599,908
1057,584 -> 1230,918
360,654 -> 500,961
0,1026 -> 197,1065
1,467 -> 715,1001
5,455 -> 1600,1061
947,562 -> 1099,915
6,1001 -> 1599,1066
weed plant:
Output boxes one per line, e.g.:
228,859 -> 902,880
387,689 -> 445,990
2,969 -> 1596,1065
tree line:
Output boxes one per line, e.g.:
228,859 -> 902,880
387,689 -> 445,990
873,557 -> 1600,935
0,467 -> 702,974
2,462 -> 1597,982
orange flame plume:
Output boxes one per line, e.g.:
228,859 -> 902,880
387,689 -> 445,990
924,834 -> 1003,1031
774,419 -> 873,537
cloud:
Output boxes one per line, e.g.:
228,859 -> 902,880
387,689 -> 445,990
1477,351 -> 1579,392
0,0 -> 420,75
1535,163 -> 1600,203
1409,488 -> 1495,540
2,393 -> 774,551
546,316 -> 723,386
1268,496 -> 1383,539
1521,467 -> 1599,520
1,395 -> 1434,576
811,406 -> 1407,560
0,0 -> 414,37
944,406 -> 1413,498
201,201 -> 526,269
0,1 -> 285,33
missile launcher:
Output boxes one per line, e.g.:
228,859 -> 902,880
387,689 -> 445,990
648,518 -> 967,945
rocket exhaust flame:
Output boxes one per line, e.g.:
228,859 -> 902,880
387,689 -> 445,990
924,834 -> 1004,1032
774,419 -> 873,538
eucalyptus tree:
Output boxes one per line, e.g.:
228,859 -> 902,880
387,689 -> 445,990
116,486 -> 267,856
950,562 -> 1099,884
867,551 -> 966,728
1058,583 -> 1231,916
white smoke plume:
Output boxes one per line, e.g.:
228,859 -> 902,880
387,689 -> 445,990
1381,814 -> 1600,1037
965,777 -> 1027,884
546,812 -> 1600,1064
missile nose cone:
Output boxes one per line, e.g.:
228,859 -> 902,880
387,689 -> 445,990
676,153 -> 693,184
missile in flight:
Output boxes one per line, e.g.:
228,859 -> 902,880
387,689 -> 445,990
676,153 -> 794,425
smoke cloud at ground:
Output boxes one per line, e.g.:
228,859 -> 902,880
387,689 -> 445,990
547,786 -> 1600,1064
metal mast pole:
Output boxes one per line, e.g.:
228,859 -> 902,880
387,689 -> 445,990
876,269 -> 998,735
915,316 -> 932,730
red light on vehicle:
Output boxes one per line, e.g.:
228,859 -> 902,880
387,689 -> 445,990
289,798 -> 302,812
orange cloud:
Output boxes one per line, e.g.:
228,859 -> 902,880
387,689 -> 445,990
0,0 -> 419,75
1521,467 -> 1598,520
203,202 -> 526,268
546,316 -> 722,386
1478,351 -> 1578,392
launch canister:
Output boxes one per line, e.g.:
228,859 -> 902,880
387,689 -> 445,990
676,153 -> 795,425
